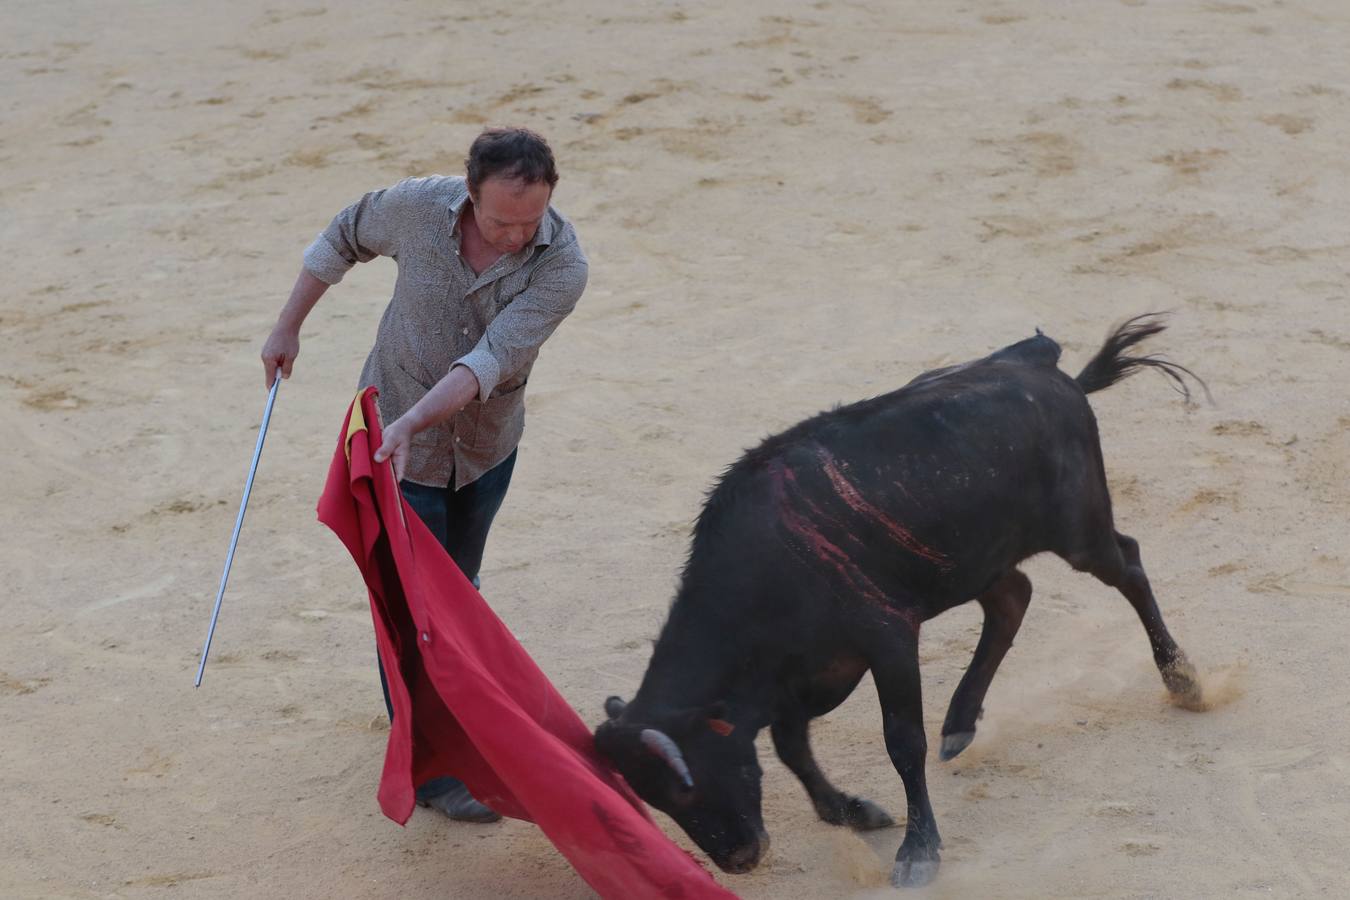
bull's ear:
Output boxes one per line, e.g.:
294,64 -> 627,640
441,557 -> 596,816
604,695 -> 628,720
593,719 -> 620,758
594,718 -> 647,764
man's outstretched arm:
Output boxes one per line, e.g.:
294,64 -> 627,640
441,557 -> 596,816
260,268 -> 329,388
374,365 -> 481,481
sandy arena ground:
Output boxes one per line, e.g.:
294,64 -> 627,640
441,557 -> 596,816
4,0 -> 1349,897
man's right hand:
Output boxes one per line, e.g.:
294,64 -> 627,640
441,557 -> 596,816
261,268 -> 331,387
261,325 -> 300,388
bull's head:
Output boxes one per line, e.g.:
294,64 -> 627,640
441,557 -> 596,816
594,696 -> 768,873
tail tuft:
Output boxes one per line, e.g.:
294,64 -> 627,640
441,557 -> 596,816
1075,313 -> 1210,403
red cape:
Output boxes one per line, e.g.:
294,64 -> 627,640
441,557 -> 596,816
317,389 -> 737,900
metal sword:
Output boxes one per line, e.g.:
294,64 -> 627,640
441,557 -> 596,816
194,372 -> 282,687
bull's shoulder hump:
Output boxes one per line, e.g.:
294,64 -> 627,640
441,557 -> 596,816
987,333 -> 1062,369
898,334 -> 1061,395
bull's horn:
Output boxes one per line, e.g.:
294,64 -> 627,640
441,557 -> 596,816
604,696 -> 627,720
640,729 -> 694,788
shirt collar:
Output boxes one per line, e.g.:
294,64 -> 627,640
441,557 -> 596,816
532,209 -> 556,248
448,191 -> 470,238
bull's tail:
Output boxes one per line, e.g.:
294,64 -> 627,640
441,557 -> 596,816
1075,313 -> 1210,403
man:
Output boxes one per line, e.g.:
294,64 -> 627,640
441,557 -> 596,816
260,128 -> 588,823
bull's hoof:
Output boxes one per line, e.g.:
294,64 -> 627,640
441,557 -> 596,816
815,794 -> 896,830
844,796 -> 895,830
1162,658 -> 1205,711
890,854 -> 940,888
939,730 -> 976,761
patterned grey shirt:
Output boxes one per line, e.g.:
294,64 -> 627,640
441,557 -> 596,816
303,175 -> 587,489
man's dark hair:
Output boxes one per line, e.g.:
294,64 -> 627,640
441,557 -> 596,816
465,128 -> 559,193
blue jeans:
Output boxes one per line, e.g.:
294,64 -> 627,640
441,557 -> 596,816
378,449 -> 518,800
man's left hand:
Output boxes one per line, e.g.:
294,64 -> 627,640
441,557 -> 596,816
372,365 -> 480,482
374,415 -> 414,481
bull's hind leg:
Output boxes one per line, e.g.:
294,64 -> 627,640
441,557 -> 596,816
1080,531 -> 1202,707
772,718 -> 895,830
939,568 -> 1033,760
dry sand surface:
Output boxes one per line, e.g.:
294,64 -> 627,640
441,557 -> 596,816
4,0 -> 1350,897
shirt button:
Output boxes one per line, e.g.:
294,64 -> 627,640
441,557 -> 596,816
454,436 -> 461,443
461,327 -> 469,335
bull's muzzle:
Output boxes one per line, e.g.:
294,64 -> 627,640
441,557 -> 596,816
716,830 -> 770,874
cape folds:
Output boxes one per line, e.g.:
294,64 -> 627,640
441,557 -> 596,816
316,388 -> 736,900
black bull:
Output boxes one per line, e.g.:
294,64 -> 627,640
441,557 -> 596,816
595,316 -> 1206,888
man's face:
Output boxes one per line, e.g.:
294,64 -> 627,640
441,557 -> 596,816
470,176 -> 552,255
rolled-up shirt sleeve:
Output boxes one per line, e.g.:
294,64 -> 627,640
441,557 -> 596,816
302,178 -> 419,285
454,250 -> 588,402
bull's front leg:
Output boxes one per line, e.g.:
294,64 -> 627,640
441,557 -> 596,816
869,633 -> 942,888
940,568 -> 1032,760
771,717 -> 895,830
